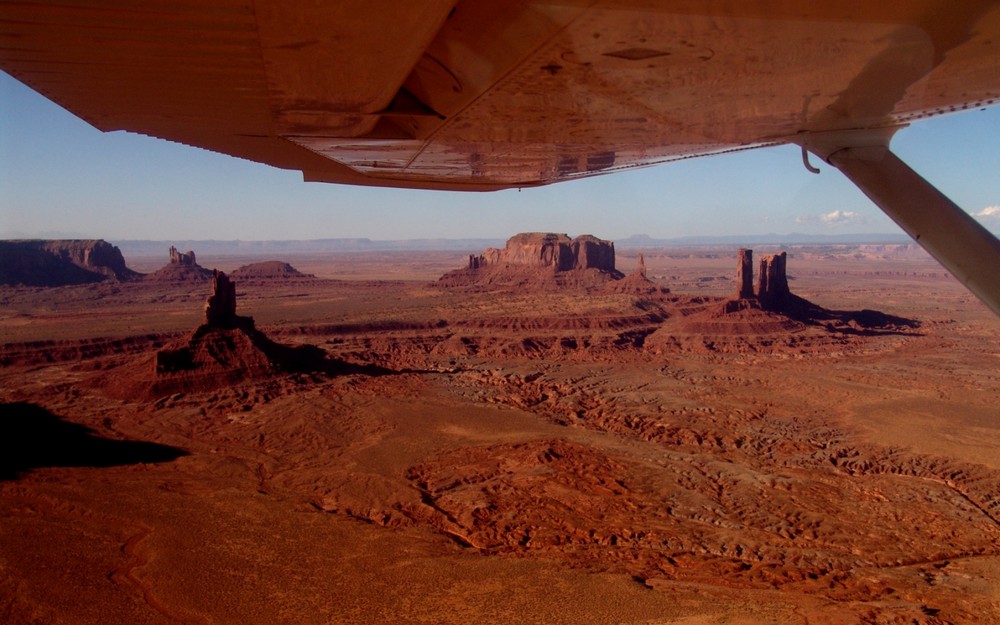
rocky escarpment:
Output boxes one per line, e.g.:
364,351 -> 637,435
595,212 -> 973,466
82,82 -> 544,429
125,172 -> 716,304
0,239 -> 139,286
438,233 -> 625,289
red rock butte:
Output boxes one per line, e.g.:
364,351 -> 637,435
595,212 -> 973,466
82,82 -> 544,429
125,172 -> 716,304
149,271 -> 328,396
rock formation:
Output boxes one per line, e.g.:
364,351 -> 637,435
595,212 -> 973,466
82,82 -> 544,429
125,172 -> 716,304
605,253 -> 668,295
440,233 -> 624,289
169,246 -> 197,266
204,271 -> 239,327
154,272 -> 328,390
0,239 -> 139,286
721,248 -> 792,315
736,248 -> 754,300
477,233 -> 618,272
757,252 -> 790,311
145,246 -> 213,282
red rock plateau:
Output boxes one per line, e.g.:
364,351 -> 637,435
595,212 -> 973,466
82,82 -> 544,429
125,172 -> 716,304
1,245 -> 999,624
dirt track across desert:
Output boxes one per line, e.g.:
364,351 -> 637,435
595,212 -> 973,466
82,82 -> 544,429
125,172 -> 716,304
1,243 -> 998,624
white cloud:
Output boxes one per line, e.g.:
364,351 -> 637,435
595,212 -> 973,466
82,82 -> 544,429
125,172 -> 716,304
973,206 -> 1000,220
819,209 -> 866,226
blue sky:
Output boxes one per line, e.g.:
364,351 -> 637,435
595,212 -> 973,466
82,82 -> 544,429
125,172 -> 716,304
1,70 -> 998,241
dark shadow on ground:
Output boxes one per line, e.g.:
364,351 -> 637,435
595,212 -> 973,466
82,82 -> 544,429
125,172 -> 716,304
783,295 -> 922,336
0,402 -> 188,480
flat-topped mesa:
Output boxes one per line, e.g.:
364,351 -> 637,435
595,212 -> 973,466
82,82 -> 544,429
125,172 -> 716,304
757,252 -> 790,311
481,232 -> 617,272
169,246 -> 197,266
736,248 -> 754,299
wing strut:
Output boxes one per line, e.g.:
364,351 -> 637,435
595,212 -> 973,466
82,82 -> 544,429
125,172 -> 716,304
798,131 -> 1000,317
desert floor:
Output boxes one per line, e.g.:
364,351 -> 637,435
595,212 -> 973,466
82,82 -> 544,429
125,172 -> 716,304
1,246 -> 998,624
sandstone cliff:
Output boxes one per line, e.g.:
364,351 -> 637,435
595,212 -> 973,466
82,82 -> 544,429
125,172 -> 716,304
0,239 -> 139,286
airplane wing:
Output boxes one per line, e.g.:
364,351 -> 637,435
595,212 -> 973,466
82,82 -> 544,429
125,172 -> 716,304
3,1 -> 1000,312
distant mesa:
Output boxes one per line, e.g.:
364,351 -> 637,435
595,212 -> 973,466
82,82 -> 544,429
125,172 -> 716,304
148,271 -> 330,396
230,260 -> 315,281
144,246 -> 214,282
439,233 -> 670,292
0,239 -> 139,286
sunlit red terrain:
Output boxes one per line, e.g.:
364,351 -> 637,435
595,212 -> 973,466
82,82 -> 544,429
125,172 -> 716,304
1,245 -> 998,624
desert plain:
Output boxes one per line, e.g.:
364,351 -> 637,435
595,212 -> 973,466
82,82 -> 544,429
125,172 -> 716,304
1,243 -> 998,624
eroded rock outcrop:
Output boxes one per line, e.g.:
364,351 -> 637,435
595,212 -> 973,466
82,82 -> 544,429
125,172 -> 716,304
204,271 -> 239,327
712,249 -> 917,332
152,272 -> 328,393
440,233 -> 624,289
723,248 -> 791,313
0,239 -> 139,286
605,253 -> 668,295
169,246 -> 197,266
145,246 -> 213,282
